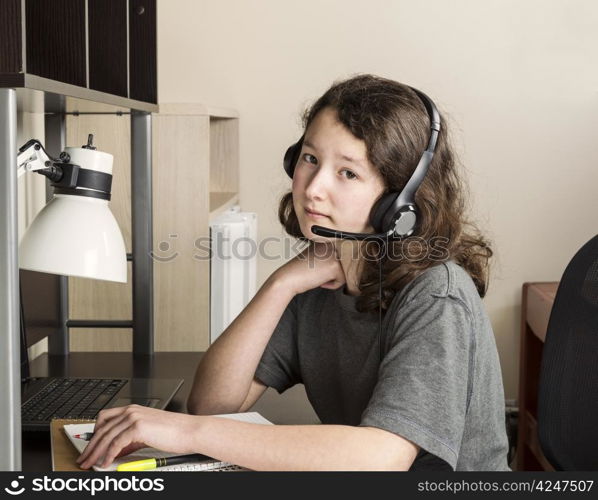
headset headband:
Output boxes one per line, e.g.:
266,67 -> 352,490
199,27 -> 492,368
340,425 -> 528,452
397,87 -> 441,207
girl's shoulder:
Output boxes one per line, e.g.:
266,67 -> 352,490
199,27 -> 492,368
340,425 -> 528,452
391,260 -> 482,315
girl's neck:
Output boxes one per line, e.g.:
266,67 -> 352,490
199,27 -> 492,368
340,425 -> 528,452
334,240 -> 364,296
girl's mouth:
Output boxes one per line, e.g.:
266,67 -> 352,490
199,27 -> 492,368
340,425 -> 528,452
305,207 -> 329,219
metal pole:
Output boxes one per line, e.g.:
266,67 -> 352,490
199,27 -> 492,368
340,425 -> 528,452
0,88 -> 21,470
44,94 -> 69,355
131,111 -> 153,355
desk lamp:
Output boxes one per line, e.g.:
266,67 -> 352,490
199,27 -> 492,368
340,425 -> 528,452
16,134 -> 127,282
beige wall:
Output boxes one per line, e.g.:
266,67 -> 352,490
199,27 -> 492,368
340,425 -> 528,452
157,0 -> 598,400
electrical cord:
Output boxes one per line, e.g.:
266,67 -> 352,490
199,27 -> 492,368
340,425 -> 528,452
378,240 -> 385,364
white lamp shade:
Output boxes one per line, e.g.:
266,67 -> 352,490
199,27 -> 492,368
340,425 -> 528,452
19,194 -> 127,283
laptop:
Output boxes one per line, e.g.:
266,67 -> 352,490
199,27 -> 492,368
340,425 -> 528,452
20,269 -> 184,432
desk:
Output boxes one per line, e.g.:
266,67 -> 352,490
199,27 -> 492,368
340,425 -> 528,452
23,352 -> 318,471
517,282 -> 558,471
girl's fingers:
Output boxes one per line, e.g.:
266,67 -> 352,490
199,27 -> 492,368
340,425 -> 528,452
78,405 -> 144,463
116,442 -> 146,458
78,412 -> 138,468
77,418 -> 120,463
101,430 -> 143,468
95,405 -> 128,424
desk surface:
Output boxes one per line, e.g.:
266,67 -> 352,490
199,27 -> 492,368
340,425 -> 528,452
23,352 -> 318,471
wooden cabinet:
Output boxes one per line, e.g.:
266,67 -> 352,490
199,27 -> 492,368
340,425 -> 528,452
64,99 -> 133,352
3,0 -> 227,353
153,105 -> 239,351
2,0 -> 157,104
517,282 -> 559,471
66,101 -> 239,352
25,0 -> 87,87
88,0 -> 128,97
129,0 -> 157,103
0,0 -> 22,74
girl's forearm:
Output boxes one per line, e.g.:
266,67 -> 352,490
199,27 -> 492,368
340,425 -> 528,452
187,276 -> 294,414
191,417 -> 417,471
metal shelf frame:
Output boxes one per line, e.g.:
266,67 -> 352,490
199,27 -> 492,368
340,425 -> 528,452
0,86 -> 155,470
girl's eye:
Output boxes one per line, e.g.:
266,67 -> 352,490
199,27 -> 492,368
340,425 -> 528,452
341,169 -> 357,180
302,153 -> 317,165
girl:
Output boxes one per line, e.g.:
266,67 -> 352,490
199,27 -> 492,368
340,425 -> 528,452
78,75 -> 510,471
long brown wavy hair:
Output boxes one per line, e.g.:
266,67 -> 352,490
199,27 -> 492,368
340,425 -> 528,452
279,74 -> 492,313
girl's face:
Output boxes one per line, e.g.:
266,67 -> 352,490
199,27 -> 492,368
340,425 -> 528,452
292,107 -> 386,242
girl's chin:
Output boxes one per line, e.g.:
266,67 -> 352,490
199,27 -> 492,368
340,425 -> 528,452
307,235 -> 334,244
300,224 -> 335,243
301,225 -> 377,243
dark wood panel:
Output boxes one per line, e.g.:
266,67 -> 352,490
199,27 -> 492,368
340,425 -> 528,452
0,72 -> 25,87
89,0 -> 127,97
129,0 -> 156,103
0,0 -> 22,73
25,0 -> 86,87
517,282 -> 559,471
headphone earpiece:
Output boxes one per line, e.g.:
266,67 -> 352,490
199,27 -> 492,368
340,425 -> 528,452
391,205 -> 418,237
370,193 -> 397,233
283,136 -> 304,178
370,194 -> 418,237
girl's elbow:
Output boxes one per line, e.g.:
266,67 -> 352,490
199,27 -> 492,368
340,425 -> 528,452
186,396 -> 202,415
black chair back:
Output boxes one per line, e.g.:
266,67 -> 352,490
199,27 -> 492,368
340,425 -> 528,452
538,235 -> 598,470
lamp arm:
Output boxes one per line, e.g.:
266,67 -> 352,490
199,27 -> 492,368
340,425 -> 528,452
17,139 -> 66,182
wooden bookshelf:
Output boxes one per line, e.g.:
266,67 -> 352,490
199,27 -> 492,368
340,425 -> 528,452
517,282 -> 558,471
65,102 -> 239,353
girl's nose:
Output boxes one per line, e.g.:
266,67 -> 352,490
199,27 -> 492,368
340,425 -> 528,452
304,167 -> 332,201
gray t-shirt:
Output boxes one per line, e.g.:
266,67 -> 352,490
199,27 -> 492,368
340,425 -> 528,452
255,261 -> 510,471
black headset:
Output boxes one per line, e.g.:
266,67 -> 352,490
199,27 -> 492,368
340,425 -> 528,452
283,86 -> 440,241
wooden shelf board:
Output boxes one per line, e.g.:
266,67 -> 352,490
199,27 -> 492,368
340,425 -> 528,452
1,72 -> 157,112
210,192 -> 239,218
158,103 -> 238,118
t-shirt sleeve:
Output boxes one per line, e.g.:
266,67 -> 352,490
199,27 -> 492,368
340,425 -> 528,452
359,287 -> 475,470
254,295 -> 302,394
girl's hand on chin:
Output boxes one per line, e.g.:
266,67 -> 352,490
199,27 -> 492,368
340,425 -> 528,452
272,241 -> 346,296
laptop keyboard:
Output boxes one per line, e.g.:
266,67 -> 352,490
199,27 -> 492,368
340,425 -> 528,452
22,378 -> 127,425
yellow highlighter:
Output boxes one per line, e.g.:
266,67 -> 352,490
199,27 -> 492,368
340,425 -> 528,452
116,453 -> 212,471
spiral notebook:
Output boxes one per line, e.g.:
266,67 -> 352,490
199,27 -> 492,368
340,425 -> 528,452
62,412 -> 272,472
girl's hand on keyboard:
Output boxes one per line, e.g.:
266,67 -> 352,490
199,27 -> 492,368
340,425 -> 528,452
76,405 -> 203,469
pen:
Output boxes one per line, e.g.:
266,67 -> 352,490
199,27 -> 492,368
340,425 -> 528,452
116,453 -> 214,471
73,432 -> 94,441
